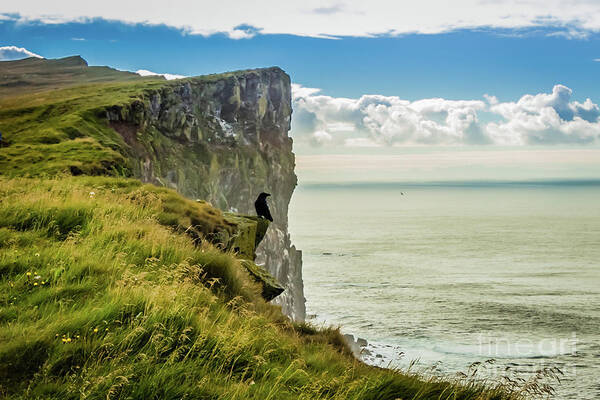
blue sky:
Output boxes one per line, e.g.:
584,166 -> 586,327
1,17 -> 599,102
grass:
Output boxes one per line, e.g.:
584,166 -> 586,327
0,176 -> 530,400
0,80 -> 166,177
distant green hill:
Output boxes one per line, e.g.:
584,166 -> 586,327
0,56 -> 162,97
0,57 -> 525,399
0,56 -> 174,177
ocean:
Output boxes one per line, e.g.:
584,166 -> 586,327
288,181 -> 600,399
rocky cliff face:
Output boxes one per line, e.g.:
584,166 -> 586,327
105,68 -> 305,320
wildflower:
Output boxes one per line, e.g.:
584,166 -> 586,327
105,328 -> 109,331
41,281 -> 45,285
76,335 -> 80,339
33,282 -> 38,286
89,191 -> 96,197
93,328 -> 98,333
26,272 -> 31,276
34,275 -> 41,280
34,253 -> 39,257
67,338 -> 71,342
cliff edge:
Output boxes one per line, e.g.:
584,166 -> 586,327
105,68 -> 304,319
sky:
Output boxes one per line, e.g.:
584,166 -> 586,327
1,1 -> 600,181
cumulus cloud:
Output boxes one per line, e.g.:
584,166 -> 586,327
0,45 -> 43,61
2,1 -> 600,39
136,69 -> 186,80
486,85 -> 600,144
291,84 -> 600,147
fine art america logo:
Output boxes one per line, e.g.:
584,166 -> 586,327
475,332 -> 578,381
477,332 -> 578,359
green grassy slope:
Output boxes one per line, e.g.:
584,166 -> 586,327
0,177 -> 520,400
0,56 -> 162,96
0,57 -> 532,399
0,57 -> 168,177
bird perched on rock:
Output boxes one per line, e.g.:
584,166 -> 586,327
255,192 -> 273,222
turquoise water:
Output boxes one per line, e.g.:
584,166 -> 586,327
289,182 -> 600,399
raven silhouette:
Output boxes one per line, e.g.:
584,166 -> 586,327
254,192 -> 273,222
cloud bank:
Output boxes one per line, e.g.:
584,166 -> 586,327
0,45 -> 43,61
136,69 -> 186,81
2,1 -> 600,39
291,84 -> 600,147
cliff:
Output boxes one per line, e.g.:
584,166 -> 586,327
104,68 -> 305,319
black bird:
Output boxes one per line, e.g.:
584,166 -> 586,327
255,192 -> 273,222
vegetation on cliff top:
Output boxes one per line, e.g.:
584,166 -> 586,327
0,57 -> 531,399
0,56 -> 285,178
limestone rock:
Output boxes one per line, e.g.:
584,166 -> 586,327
106,67 -> 305,319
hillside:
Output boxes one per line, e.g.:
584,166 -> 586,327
0,56 -> 303,319
0,57 -> 524,399
0,56 -> 162,97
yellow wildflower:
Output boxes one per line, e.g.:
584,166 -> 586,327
26,272 -> 31,276
93,328 -> 98,333
33,282 -> 38,286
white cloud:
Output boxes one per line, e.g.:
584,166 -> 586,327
486,84 -> 600,144
136,69 -> 186,80
2,1 -> 600,39
0,45 -> 43,60
484,94 -> 499,105
309,130 -> 333,146
546,29 -> 590,40
291,83 -> 600,147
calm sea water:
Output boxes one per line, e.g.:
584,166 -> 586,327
289,181 -> 600,399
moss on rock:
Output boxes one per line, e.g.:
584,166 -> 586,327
223,213 -> 270,260
223,213 -> 283,301
239,259 -> 285,301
